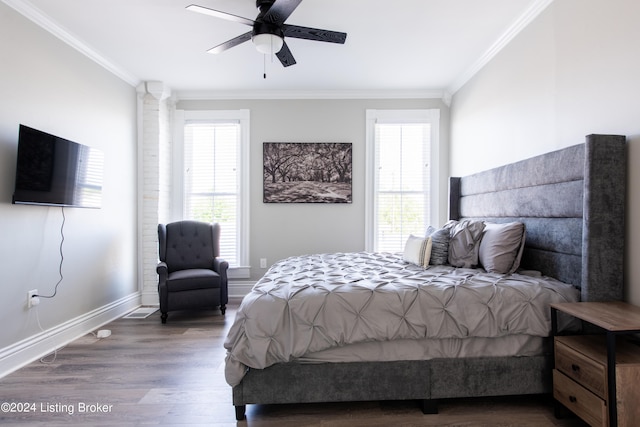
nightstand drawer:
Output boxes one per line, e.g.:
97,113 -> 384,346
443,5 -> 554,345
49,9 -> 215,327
555,336 -> 606,398
553,369 -> 607,427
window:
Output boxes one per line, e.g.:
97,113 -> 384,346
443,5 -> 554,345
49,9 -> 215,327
174,110 -> 250,278
365,109 -> 440,253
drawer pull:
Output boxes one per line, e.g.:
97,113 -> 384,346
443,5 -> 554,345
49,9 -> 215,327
569,395 -> 577,403
571,364 -> 580,372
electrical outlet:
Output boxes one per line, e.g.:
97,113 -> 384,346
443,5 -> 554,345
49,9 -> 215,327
260,258 -> 267,268
27,289 -> 39,309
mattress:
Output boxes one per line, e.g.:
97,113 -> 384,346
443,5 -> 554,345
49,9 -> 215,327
224,252 -> 579,386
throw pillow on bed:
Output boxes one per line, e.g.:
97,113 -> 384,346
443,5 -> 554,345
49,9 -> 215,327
446,220 -> 485,268
403,235 -> 432,268
425,226 -> 450,265
479,222 -> 526,274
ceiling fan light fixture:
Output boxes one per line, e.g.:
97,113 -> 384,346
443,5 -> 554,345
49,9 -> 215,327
252,33 -> 284,55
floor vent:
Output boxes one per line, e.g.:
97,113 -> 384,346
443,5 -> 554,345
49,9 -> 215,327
123,307 -> 158,319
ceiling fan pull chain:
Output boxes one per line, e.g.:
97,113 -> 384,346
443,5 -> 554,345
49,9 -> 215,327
263,54 -> 267,79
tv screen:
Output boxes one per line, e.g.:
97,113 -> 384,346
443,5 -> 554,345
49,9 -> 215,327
13,125 -> 104,208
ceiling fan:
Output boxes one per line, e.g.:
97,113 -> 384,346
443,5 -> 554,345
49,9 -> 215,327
186,0 -> 347,67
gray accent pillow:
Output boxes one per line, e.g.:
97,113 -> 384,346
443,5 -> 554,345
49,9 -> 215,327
425,226 -> 450,265
479,222 -> 526,274
446,220 -> 485,268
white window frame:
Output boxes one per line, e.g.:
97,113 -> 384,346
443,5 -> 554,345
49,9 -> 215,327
364,109 -> 441,252
173,109 -> 250,279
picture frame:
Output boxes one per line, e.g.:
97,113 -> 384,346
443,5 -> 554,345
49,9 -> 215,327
263,142 -> 352,203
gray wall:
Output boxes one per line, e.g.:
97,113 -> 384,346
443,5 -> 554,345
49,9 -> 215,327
0,4 -> 138,350
450,0 -> 640,304
178,98 -> 450,282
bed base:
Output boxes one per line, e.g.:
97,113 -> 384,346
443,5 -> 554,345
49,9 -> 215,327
233,355 -> 551,420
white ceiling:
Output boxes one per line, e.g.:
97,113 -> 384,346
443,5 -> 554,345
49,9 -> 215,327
6,0 -> 550,98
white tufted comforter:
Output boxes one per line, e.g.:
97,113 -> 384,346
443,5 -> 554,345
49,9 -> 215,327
224,252 -> 579,386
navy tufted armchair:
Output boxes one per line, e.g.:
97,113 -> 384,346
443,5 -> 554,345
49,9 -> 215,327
157,220 -> 229,323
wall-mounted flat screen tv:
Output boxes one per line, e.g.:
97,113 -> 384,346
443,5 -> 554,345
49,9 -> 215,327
12,125 -> 104,208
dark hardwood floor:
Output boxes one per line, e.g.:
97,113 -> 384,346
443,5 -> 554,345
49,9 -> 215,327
0,302 -> 587,426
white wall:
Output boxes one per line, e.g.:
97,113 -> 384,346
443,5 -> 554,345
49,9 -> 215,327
450,0 -> 640,303
0,4 -> 138,367
177,98 -> 450,282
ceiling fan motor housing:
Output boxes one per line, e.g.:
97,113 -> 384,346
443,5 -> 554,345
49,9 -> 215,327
253,21 -> 283,38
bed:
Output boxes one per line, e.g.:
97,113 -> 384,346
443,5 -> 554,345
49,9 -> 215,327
226,134 -> 626,421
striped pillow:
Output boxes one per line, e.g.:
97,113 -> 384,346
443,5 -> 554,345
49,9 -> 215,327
425,226 -> 450,265
403,235 -> 433,268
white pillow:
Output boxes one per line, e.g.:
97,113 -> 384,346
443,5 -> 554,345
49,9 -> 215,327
403,235 -> 432,268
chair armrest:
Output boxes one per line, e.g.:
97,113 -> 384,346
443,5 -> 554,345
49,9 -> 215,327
157,261 -> 168,287
214,258 -> 229,278
156,261 -> 169,313
214,258 -> 229,304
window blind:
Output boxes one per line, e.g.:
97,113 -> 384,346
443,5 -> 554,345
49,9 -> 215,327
183,122 -> 240,266
374,122 -> 431,252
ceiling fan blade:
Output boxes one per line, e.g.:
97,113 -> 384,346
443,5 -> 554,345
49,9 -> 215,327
262,0 -> 303,25
282,25 -> 347,44
276,41 -> 296,67
186,4 -> 255,26
207,32 -> 252,54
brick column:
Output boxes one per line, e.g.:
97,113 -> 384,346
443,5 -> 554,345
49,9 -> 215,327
136,81 -> 173,306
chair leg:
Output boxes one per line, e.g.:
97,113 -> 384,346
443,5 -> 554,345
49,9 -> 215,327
220,305 -> 226,315
235,405 -> 246,421
161,312 -> 167,324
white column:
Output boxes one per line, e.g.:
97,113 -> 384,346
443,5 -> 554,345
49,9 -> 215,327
136,81 -> 173,306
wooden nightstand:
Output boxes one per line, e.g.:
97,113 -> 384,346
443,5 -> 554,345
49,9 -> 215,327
550,302 -> 640,427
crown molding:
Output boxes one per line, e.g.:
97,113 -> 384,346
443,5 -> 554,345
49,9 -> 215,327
4,0 -> 550,101
173,89 -> 447,102
447,0 -> 554,95
137,81 -> 172,101
2,0 -> 140,87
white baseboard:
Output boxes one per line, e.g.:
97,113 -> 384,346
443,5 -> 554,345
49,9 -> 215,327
229,281 -> 254,299
0,292 -> 141,379
140,281 -> 254,306
140,289 -> 159,306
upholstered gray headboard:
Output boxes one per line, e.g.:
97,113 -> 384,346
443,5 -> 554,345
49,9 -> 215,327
449,134 -> 626,302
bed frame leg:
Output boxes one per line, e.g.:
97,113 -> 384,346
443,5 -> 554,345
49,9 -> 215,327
235,405 -> 246,421
420,399 -> 438,414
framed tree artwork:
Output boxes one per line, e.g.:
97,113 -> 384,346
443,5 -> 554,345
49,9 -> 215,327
263,142 -> 352,203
